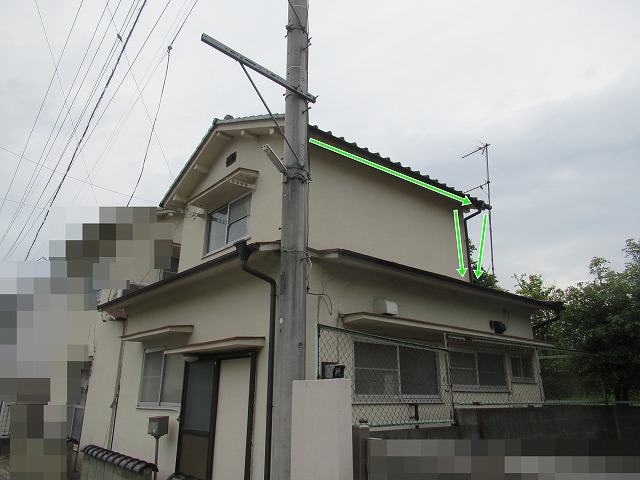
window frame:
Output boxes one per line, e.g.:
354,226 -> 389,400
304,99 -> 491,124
138,347 -> 185,408
204,192 -> 252,255
509,354 -> 536,383
353,340 -> 441,404
449,348 -> 509,392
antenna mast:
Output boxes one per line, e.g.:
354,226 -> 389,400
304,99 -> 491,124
462,143 -> 495,277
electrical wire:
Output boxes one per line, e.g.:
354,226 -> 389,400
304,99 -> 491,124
5,0 -> 200,260
0,145 -> 156,204
70,0 -> 184,205
127,46 -> 171,206
0,0 -> 133,255
23,0 -> 149,261
0,0 -> 85,231
73,0 -> 199,207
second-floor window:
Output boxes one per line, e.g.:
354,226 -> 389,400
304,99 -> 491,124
206,194 -> 252,253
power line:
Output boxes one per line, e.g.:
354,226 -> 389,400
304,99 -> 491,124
5,0 -> 200,260
70,0 -> 179,205
74,0 -> 200,205
0,145 -> 157,203
23,0 -> 149,261
0,0 -> 85,220
0,0 -> 90,253
0,0 -> 130,253
127,46 -> 172,206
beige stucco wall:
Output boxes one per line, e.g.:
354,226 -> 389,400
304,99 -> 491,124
79,209 -> 183,450
173,126 -> 474,281
307,256 -> 535,341
80,121 -> 550,473
85,258 -> 276,479
178,137 -> 283,272
79,318 -> 124,450
307,255 -> 544,425
308,143 -> 470,280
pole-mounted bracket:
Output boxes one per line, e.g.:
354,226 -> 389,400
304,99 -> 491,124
201,33 -> 317,103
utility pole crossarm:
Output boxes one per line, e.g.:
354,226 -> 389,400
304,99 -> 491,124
201,33 -> 317,103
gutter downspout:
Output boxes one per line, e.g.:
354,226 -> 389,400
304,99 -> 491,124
107,316 -> 127,449
532,313 -> 562,331
463,208 -> 483,283
234,241 -> 276,480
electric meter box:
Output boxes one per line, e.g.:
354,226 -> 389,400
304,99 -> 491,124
148,416 -> 169,437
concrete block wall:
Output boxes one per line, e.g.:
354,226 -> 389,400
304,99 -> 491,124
370,405 -> 627,441
356,405 -> 639,478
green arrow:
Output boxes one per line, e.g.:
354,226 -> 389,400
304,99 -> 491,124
474,214 -> 489,279
310,138 -> 472,206
453,210 -> 467,277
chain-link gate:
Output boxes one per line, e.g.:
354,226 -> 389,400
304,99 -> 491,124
317,325 -> 454,427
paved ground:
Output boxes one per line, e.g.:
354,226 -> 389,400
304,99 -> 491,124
0,453 -> 9,480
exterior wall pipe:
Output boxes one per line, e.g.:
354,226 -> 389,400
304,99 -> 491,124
107,317 -> 127,450
463,208 -> 484,282
234,241 -> 276,480
532,313 -> 562,331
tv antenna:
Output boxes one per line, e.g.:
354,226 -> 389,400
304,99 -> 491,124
462,142 -> 495,277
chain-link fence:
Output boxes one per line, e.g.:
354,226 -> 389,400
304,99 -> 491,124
318,326 -> 607,428
317,325 -> 453,427
537,349 -> 606,404
445,334 -> 545,407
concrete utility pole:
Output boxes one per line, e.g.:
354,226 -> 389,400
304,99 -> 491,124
273,0 -> 310,478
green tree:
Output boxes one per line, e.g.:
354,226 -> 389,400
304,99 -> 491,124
513,273 -> 563,342
514,239 -> 640,401
557,239 -> 640,401
467,239 -> 500,289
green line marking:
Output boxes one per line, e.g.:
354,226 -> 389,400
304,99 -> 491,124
474,213 -> 489,279
310,138 -> 472,206
453,210 -> 468,277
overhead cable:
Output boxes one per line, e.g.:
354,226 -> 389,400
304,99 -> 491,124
23,0 -> 149,261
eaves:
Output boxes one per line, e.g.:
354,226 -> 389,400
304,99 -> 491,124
322,248 -> 563,313
308,125 -> 489,211
97,248 -> 238,311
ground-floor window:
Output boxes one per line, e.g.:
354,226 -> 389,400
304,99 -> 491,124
510,354 -> 534,382
450,350 -> 506,390
353,341 -> 439,401
139,348 -> 184,407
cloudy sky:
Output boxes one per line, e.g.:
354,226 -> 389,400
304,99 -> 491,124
1,0 -> 638,290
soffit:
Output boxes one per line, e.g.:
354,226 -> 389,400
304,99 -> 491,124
164,336 -> 265,355
162,117 -> 283,210
319,250 -> 561,313
189,167 -> 258,211
121,325 -> 194,343
341,313 -> 553,348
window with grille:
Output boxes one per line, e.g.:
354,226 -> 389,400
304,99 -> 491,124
450,350 -> 507,390
353,342 -> 439,401
510,355 -> 534,382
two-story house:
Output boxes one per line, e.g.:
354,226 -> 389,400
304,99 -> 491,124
82,114 -> 560,479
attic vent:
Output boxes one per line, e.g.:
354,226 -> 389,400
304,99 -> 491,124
226,151 -> 237,167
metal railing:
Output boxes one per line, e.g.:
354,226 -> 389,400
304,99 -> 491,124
317,326 -> 607,428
